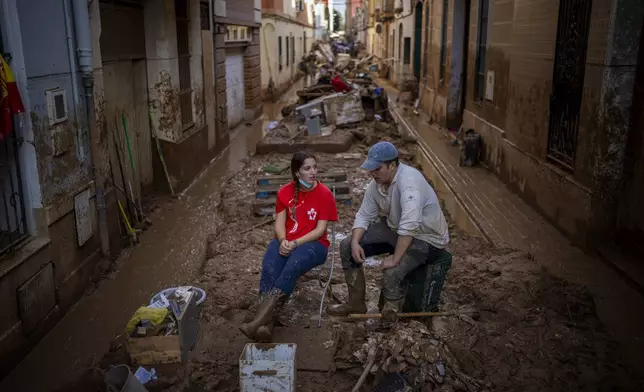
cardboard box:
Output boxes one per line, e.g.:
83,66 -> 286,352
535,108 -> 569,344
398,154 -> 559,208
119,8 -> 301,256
126,291 -> 200,365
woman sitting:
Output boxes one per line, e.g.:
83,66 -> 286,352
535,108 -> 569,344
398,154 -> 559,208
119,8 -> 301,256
240,152 -> 338,342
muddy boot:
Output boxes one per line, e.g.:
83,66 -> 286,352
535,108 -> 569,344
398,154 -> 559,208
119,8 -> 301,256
254,295 -> 286,343
381,298 -> 405,322
255,321 -> 274,343
239,292 -> 282,339
327,268 -> 367,316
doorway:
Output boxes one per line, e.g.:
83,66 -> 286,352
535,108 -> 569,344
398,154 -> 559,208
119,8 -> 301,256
618,21 -> 644,258
413,1 -> 423,79
447,0 -> 471,129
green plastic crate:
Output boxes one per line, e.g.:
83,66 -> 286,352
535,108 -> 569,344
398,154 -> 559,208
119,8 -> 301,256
378,249 -> 453,313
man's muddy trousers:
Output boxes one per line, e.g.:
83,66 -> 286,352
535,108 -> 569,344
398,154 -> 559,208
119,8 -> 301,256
340,221 -> 442,302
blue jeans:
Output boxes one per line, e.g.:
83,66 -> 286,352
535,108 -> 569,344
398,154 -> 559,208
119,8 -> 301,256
259,239 -> 328,296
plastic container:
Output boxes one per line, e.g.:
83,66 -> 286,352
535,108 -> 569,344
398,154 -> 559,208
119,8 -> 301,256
104,365 -> 149,392
379,249 -> 453,313
149,286 -> 206,307
239,343 -> 297,392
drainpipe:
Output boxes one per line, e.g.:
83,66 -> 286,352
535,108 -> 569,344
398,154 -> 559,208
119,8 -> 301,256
62,0 -> 82,155
72,0 -> 111,259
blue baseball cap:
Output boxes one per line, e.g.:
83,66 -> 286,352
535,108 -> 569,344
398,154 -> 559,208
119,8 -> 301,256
361,141 -> 399,171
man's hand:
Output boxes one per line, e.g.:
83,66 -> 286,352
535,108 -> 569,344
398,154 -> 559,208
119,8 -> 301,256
380,255 -> 398,270
351,241 -> 366,263
279,239 -> 294,256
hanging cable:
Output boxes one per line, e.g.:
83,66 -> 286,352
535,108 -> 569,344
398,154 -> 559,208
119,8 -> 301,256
318,186 -> 336,327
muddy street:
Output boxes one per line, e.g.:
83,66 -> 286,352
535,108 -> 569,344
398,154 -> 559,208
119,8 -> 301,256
3,1 -> 644,391
3,77 -> 643,392
0,88 -> 271,392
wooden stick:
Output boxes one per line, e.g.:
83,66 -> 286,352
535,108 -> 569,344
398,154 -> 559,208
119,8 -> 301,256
288,129 -> 306,142
352,349 -> 378,392
149,110 -> 175,196
240,217 -> 275,234
348,310 -> 476,319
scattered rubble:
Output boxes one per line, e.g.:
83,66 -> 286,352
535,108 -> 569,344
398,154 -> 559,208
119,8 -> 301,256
56,38 -> 644,392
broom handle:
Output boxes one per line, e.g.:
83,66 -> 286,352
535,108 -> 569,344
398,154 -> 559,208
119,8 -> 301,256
348,311 -> 473,319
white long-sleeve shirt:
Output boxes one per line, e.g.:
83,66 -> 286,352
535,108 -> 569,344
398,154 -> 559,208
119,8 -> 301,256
353,163 -> 450,249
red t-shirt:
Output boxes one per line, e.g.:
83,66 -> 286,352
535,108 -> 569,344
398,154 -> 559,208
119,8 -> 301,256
275,182 -> 339,248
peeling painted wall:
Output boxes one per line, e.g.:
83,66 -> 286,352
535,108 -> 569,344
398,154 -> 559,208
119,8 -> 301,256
17,0 -> 92,206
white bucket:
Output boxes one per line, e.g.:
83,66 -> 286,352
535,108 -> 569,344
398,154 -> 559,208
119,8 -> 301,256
239,343 -> 297,392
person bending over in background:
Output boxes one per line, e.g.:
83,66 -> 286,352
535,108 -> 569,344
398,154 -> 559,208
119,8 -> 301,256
240,152 -> 338,342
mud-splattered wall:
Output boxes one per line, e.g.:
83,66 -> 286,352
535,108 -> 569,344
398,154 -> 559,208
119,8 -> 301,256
0,0 -> 121,379
18,0 -> 92,206
418,0 -> 644,246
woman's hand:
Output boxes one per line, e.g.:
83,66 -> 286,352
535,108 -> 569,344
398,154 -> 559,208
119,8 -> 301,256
279,239 -> 294,256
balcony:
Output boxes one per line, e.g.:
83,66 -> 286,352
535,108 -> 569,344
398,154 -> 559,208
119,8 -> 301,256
378,0 -> 395,20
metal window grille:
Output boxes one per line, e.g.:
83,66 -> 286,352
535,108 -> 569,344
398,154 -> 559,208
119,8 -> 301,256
286,36 -> 290,66
439,0 -> 448,84
547,0 -> 593,170
291,36 -> 295,64
176,0 -> 193,130
278,36 -> 282,70
0,125 -> 29,256
474,0 -> 489,100
398,25 -> 403,61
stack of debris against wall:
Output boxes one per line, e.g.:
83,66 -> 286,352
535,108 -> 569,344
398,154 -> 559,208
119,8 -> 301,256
257,55 -> 390,155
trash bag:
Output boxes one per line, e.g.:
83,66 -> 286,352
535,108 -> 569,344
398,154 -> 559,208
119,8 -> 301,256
459,129 -> 482,167
125,306 -> 168,333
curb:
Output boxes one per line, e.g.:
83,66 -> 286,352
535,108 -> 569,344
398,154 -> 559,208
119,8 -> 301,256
386,97 -> 492,243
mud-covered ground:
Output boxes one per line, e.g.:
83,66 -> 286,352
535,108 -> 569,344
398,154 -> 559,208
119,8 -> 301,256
59,122 -> 642,392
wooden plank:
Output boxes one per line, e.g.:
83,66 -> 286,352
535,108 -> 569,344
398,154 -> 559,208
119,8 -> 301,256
256,182 -> 351,199
256,172 -> 348,186
127,335 -> 182,365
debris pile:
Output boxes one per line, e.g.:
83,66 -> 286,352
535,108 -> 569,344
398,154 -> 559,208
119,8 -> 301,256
260,37 -> 391,155
352,320 -> 485,392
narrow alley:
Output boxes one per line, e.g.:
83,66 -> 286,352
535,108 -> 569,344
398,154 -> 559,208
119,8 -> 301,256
0,1 -> 643,392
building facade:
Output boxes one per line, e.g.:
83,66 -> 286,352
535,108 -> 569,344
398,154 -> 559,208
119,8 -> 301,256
405,0 -> 644,255
0,0 -> 262,378
0,0 -> 121,378
260,0 -> 315,100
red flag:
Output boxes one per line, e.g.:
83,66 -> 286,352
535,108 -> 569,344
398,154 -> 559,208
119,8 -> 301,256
0,54 -> 25,141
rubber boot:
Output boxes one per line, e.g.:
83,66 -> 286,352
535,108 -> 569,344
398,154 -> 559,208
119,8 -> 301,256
255,321 -> 274,343
239,293 -> 281,339
327,268 -> 367,316
254,295 -> 285,343
381,298 -> 405,322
